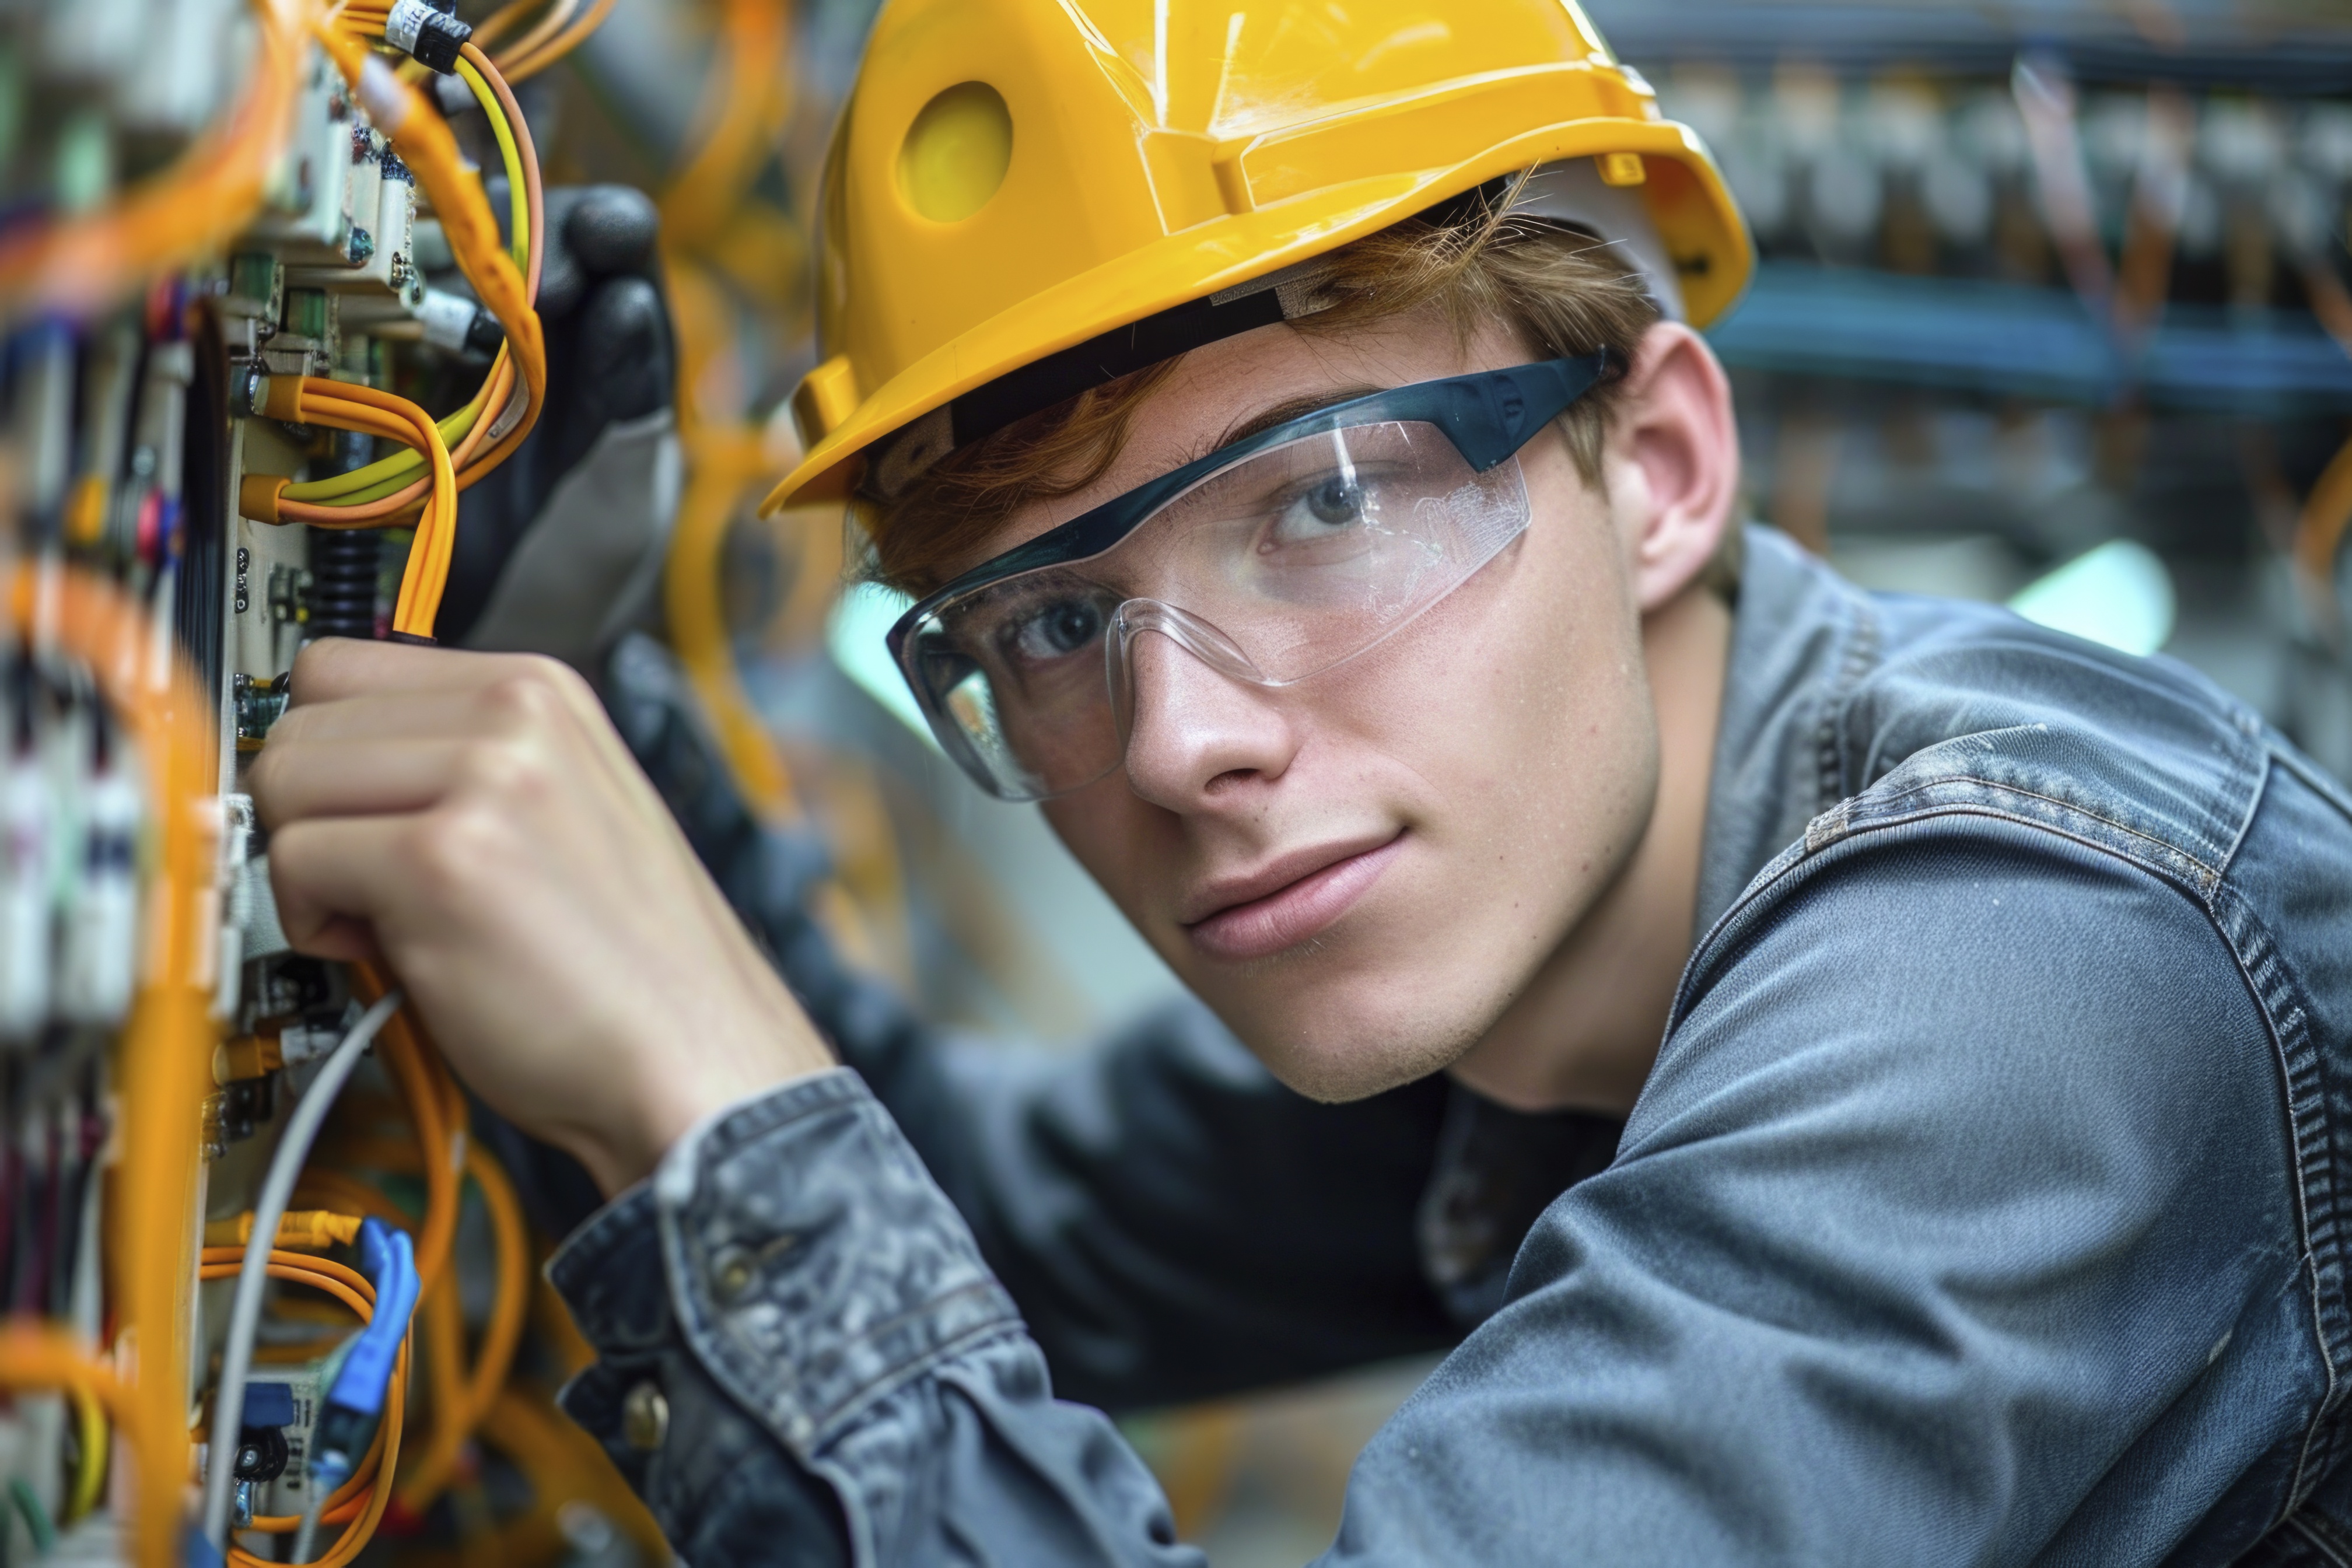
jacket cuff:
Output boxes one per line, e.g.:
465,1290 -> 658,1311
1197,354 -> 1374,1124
552,1068 -> 1024,1461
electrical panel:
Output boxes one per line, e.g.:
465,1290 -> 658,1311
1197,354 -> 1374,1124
0,3 -> 661,1564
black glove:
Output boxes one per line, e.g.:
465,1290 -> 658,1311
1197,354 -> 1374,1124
433,183 -> 680,660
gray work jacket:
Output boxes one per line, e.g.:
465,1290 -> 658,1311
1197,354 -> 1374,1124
551,527 -> 2352,1566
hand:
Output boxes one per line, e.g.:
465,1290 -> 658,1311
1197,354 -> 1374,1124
249,638 -> 836,1194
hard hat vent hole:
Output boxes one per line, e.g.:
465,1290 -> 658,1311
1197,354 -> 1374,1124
899,82 -> 1013,223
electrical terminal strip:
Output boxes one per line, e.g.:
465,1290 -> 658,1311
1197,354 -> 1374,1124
0,0 -> 612,1559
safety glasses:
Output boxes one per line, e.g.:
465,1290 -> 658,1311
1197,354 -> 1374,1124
887,354 -> 1614,801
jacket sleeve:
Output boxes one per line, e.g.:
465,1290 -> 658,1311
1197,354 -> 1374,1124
1328,818 -> 2294,1563
552,815 -> 2296,1567
598,634 -> 1459,1411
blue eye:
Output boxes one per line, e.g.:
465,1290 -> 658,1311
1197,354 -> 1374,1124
1265,470 -> 1375,550
1303,476 -> 1364,524
1010,596 -> 1104,661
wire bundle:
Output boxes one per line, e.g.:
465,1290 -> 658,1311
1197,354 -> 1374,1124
245,374 -> 460,635
197,972 -> 530,1565
339,0 -> 614,81
0,568 -> 223,1568
240,29 -> 548,640
307,971 -> 533,1530
194,1247 -> 415,1568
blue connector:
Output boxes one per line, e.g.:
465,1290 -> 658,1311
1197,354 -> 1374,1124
310,1218 -> 421,1489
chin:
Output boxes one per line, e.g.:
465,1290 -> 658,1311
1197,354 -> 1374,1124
1214,977 -> 1488,1103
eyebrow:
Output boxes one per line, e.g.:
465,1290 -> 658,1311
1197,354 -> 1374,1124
948,381 -> 1398,582
1198,383 -> 1386,459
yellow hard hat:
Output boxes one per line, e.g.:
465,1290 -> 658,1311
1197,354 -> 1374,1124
762,0 -> 1751,513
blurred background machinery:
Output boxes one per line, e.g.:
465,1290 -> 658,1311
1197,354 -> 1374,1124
4,0 -> 2351,1563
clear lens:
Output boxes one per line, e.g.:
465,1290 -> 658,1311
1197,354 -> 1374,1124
904,421 -> 1530,800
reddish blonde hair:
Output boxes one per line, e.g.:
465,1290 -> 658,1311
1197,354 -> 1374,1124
859,195 -> 1664,597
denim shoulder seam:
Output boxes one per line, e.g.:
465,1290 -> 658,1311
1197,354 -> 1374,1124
1676,783 -> 2343,1528
1814,586 -> 1884,814
2220,747 -> 2277,878
1843,776 -> 2225,891
2286,1509 -> 2352,1568
2205,864 -> 2352,1523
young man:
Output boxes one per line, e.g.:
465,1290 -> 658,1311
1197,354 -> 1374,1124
251,0 -> 2352,1562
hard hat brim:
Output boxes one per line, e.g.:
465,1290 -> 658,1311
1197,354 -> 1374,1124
762,117 -> 1748,516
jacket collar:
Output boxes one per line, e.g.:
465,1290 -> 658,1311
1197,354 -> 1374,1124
1694,527 -> 1881,938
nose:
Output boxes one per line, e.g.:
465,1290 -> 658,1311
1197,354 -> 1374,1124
1115,625 -> 1301,810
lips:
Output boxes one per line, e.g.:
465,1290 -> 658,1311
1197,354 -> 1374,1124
1182,832 -> 1406,962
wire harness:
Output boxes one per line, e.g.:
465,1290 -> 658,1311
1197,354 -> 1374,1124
200,988 -> 407,1551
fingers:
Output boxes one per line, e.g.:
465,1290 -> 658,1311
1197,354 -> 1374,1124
281,643 -> 627,767
270,795 -> 534,965
270,643 -> 676,846
290,638 -> 601,712
270,690 -> 541,746
288,636 -> 498,706
267,814 -> 425,959
247,739 -> 477,828
574,276 -> 670,426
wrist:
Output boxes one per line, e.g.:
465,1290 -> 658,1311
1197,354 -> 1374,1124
578,1042 -> 839,1197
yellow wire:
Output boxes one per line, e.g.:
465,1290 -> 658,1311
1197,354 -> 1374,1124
457,55 -> 530,271
0,1331 -> 150,1545
281,44 -> 529,508
278,385 -> 488,503
273,374 -> 460,635
64,1386 -> 106,1524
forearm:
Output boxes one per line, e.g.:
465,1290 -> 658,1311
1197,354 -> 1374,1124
602,632 -> 1458,1409
550,1070 -> 1198,1567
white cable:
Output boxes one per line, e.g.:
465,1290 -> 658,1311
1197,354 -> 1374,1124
201,988 -> 406,1551
293,1493 -> 327,1562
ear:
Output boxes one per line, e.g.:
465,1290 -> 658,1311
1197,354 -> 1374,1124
1604,323 -> 1740,612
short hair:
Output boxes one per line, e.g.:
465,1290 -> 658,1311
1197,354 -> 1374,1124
859,186 -> 1668,598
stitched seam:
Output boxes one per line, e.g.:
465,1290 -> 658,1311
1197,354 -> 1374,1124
796,1279 -> 1025,1432
1798,800 -> 2217,912
1814,593 -> 1881,814
1852,775 -> 2223,884
2290,1510 -> 2352,1566
2218,750 -> 2275,877
806,1310 -> 1030,1450
2198,877 -> 2348,1525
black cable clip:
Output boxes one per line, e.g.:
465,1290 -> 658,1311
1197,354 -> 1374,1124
384,0 -> 474,74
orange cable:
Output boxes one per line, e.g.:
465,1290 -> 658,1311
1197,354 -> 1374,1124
17,568 -> 215,1568
660,0 -> 800,819
395,1142 -> 528,1511
266,377 -> 459,635
0,0 -> 313,314
499,0 -> 618,80
350,969 -> 461,1293
192,1256 -> 412,1553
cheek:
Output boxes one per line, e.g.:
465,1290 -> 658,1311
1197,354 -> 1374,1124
1038,787 -> 1160,923
1322,488 -> 1651,846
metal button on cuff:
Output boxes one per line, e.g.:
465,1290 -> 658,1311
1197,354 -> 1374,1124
622,1380 -> 670,1452
711,1247 -> 757,1304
